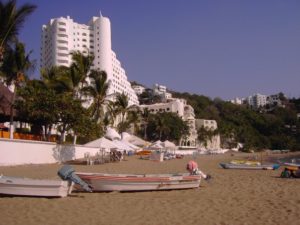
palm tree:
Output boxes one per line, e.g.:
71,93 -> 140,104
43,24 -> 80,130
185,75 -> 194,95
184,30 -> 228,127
0,0 -> 36,63
141,108 -> 150,140
154,114 -> 170,140
81,70 -> 109,122
112,93 -> 139,133
40,66 -> 71,93
114,93 -> 129,124
1,41 -> 34,138
69,51 -> 94,98
126,109 -> 140,134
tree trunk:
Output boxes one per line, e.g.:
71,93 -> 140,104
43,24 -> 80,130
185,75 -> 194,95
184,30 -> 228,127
47,125 -> 52,142
43,125 -> 50,141
0,46 -> 4,65
73,135 -> 77,145
9,90 -> 17,139
60,125 -> 66,144
144,124 -> 147,140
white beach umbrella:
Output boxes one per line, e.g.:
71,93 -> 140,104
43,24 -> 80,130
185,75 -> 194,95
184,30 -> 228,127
154,140 -> 162,145
105,127 -> 121,140
148,142 -> 164,150
162,140 -> 177,150
112,140 -> 135,151
84,137 -> 118,149
121,140 -> 140,150
121,132 -> 148,147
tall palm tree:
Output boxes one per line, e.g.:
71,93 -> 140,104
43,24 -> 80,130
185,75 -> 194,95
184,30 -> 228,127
54,51 -> 94,144
112,93 -> 139,133
81,70 -> 109,122
155,114 -> 170,140
40,65 -> 70,93
0,0 -> 36,63
1,41 -> 34,138
126,109 -> 140,134
141,108 -> 150,140
69,51 -> 94,98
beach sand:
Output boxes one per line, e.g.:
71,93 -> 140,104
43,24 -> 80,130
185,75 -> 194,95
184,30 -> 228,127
0,152 -> 299,225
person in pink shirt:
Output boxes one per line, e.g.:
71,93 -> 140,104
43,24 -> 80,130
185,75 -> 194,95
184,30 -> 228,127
186,160 -> 211,180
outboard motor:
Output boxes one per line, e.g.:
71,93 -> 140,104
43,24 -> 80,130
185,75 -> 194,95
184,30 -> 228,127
58,165 -> 92,192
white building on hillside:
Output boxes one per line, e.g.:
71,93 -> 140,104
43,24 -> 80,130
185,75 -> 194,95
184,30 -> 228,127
195,119 -> 220,149
41,14 -> 138,106
195,119 -> 218,131
132,85 -> 145,95
153,83 -> 172,101
230,97 -> 244,105
140,98 -> 198,148
247,93 -> 267,109
267,94 -> 283,107
153,84 -> 167,95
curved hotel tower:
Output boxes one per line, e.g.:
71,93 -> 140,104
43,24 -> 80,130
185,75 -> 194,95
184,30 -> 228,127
41,14 -> 139,106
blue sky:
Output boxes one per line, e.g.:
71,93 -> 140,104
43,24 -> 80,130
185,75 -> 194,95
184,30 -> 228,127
16,0 -> 300,100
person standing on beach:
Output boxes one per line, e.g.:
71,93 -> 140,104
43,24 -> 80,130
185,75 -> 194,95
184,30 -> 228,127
186,160 -> 211,180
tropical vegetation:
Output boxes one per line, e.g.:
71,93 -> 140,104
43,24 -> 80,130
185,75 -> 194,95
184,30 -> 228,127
1,0 -> 299,151
172,92 -> 300,151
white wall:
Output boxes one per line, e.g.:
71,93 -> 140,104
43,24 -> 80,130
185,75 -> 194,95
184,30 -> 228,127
0,138 -> 106,166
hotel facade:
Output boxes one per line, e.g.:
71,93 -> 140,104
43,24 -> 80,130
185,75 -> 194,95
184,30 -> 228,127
41,14 -> 138,106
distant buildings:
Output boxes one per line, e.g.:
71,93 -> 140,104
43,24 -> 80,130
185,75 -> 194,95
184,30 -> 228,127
41,14 -> 138,106
195,119 -> 220,149
195,119 -> 218,131
231,93 -> 285,110
247,93 -> 267,109
153,84 -> 172,101
139,84 -> 220,149
230,97 -> 244,105
132,85 -> 145,95
140,98 -> 198,148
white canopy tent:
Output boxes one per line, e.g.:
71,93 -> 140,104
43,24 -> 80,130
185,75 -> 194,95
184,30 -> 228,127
112,140 -> 137,151
84,137 -> 117,148
148,141 -> 164,150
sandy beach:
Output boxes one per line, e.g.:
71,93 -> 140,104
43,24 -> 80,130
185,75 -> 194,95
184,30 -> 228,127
0,152 -> 299,225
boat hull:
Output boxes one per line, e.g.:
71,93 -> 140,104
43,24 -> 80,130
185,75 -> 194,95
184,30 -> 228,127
0,176 -> 72,197
76,173 -> 201,192
220,163 -> 280,170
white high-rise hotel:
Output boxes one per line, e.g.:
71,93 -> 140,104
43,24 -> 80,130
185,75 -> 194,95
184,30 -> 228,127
41,14 -> 139,106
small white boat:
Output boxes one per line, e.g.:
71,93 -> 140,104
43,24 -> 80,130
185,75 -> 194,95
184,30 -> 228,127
0,165 -> 92,197
75,172 -> 201,192
220,163 -> 280,170
0,175 -> 72,197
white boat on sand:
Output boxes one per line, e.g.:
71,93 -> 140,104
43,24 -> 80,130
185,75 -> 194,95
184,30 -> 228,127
0,175 -> 72,197
75,172 -> 202,192
0,165 -> 92,197
220,163 -> 280,170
